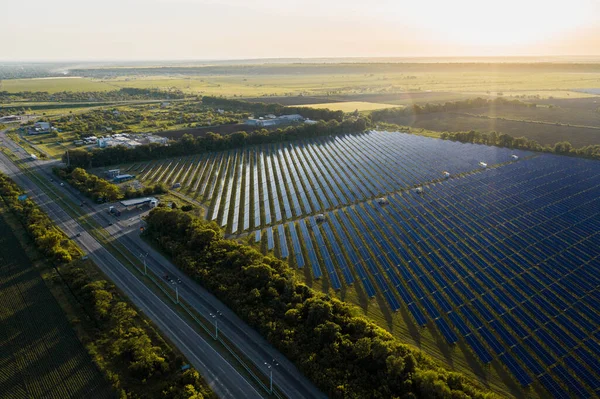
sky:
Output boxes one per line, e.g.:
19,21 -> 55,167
3,0 -> 600,61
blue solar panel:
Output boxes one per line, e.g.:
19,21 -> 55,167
500,353 -> 532,386
287,222 -> 305,268
266,227 -> 274,250
277,224 -> 289,259
552,365 -> 589,398
435,318 -> 458,344
465,334 -> 493,364
564,355 -> 600,390
538,374 -> 570,399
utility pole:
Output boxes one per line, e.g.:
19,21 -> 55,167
264,359 -> 279,394
210,311 -> 223,340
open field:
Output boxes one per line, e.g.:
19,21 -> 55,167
466,104 -> 600,128
0,208 -> 113,399
298,101 -> 399,112
115,130 -> 600,398
1,77 -> 115,93
383,113 -> 600,148
4,63 -> 600,100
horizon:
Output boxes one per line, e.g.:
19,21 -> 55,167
4,55 -> 600,64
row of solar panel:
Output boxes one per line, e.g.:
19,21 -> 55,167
255,154 -> 600,397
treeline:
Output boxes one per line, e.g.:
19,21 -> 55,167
371,97 -> 533,122
0,173 -> 81,264
0,172 -> 214,398
440,130 -> 600,160
202,95 -> 345,121
60,258 -> 213,398
144,208 -> 498,399
65,118 -> 369,168
53,167 -> 167,201
0,88 -> 187,104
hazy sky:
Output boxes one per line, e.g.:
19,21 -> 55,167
3,0 -> 599,60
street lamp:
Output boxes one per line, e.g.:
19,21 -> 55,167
264,359 -> 279,394
138,252 -> 148,275
210,311 -> 223,340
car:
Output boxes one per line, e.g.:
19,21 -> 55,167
60,183 -> 64,186
108,222 -> 113,226
164,274 -> 169,280
49,178 -> 54,182
76,233 -> 81,237
177,278 -> 182,284
81,255 -> 89,260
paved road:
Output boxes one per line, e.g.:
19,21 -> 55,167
0,131 -> 264,399
1,130 -> 327,399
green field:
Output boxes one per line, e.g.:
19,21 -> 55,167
5,63 -> 600,100
0,208 -> 113,399
1,77 -> 115,93
298,101 -> 400,112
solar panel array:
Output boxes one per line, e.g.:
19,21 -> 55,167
127,131 -> 599,397
129,131 -> 530,234
259,154 -> 600,398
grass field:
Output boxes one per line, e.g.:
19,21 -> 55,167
298,101 -> 399,112
4,63 -> 600,100
384,112 -> 600,147
1,77 -> 115,93
0,208 -> 113,399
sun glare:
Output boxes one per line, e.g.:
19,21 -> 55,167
387,0 -> 597,48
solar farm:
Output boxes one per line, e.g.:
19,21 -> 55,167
125,131 -> 600,398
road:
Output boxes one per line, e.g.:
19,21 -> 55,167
1,129 -> 327,399
0,131 -> 263,399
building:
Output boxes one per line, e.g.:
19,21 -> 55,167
113,174 -> 135,183
105,169 -> 121,179
0,115 -> 21,122
28,121 -> 51,135
98,134 -> 167,148
119,197 -> 159,209
245,114 -> 305,127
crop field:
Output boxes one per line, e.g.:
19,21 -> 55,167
465,103 -> 600,129
297,101 -> 400,112
0,212 -> 113,399
0,77 -> 115,93
384,113 -> 600,148
127,131 -> 600,398
6,63 -> 600,100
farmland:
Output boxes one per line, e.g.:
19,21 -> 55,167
4,62 -> 600,101
0,210 -> 113,399
297,101 -> 399,112
380,112 -> 600,148
123,130 -> 600,398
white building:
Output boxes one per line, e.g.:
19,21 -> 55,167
245,114 -> 305,127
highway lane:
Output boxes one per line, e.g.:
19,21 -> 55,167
3,133 -> 327,398
0,139 -> 264,399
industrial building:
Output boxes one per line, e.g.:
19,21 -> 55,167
28,121 -> 52,135
97,133 -> 168,149
119,197 -> 159,209
113,174 -> 135,183
245,114 -> 305,127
